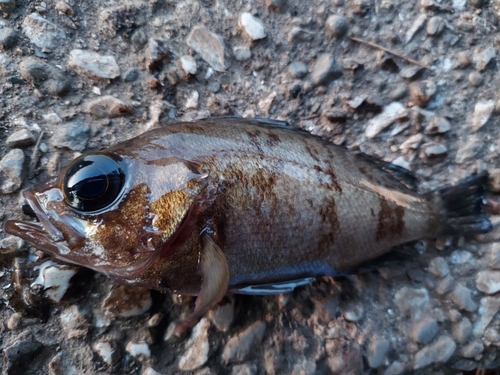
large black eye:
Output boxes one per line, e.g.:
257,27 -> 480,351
63,154 -> 126,212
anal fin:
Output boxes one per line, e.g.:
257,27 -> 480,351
174,234 -> 229,337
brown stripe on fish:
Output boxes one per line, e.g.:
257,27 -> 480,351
313,165 -> 342,194
318,195 -> 341,251
375,197 -> 405,241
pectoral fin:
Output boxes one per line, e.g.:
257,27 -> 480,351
174,234 -> 229,337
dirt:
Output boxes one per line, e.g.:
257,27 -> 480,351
1,0 -> 500,374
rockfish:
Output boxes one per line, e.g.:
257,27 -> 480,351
5,117 -> 491,335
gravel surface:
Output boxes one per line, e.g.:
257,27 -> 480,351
1,0 -> 500,374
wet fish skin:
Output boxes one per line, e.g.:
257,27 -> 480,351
4,117 -> 490,336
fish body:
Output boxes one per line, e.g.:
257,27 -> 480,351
5,117 -> 490,334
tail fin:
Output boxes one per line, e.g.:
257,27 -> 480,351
436,171 -> 491,235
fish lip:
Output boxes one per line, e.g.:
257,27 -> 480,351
22,188 -> 65,242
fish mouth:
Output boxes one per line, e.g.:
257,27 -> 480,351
5,187 -> 81,257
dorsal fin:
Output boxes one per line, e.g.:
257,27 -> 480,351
353,152 -> 418,192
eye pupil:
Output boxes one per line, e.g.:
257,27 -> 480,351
63,154 -> 126,212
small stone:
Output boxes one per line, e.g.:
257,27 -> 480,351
55,1 -> 74,15
0,235 -> 24,254
86,95 -> 131,118
6,128 -> 35,148
476,216 -> 500,243
288,26 -> 313,44
409,80 -> 436,106
406,14 -> 427,43
185,90 -> 199,110
426,16 -> 445,35
461,340 -> 484,358
3,333 -> 43,374
222,321 -> 266,364
400,66 -> 423,80
449,284 -> 478,312
60,305 -> 90,339
19,57 -> 71,96
384,361 -> 405,375
93,341 -> 119,365
427,257 -> 450,278
43,112 -> 63,124
411,317 -> 439,344
474,46 -> 496,71
0,148 -> 25,194
343,305 -> 363,322
473,296 -> 500,336
0,28 -> 18,49
436,275 -> 455,295
325,15 -> 349,38
68,49 -> 120,80
147,39 -> 169,71
394,287 -> 429,319
456,51 -> 471,68
365,102 -> 408,139
232,363 -> 257,375
0,0 -> 16,13
32,261 -> 77,302
388,85 -> 407,100
314,296 -> 338,324
258,91 -> 276,115
131,29 -> 148,47
239,13 -> 267,40
476,270 -> 500,294
472,99 -> 495,132
208,296 -> 234,332
143,368 -> 166,375
98,4 -> 138,39
425,117 -> 451,134
288,61 -> 308,79
187,25 -> 226,72
489,170 -> 500,193
453,318 -> 472,344
468,71 -> 483,87
0,52 -> 13,77
265,0 -> 285,10
311,53 -> 340,87
420,142 -> 447,159
102,285 -> 152,318
413,336 -> 456,369
123,68 -> 139,82
126,342 -> 151,359
233,45 -> 251,61
7,313 -> 24,331
22,13 -> 65,49
148,313 -> 163,328
180,55 -> 197,77
51,122 -> 90,152
366,335 -> 390,368
455,135 -> 481,164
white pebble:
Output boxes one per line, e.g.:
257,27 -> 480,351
185,90 -> 199,109
239,13 -> 267,40
126,342 -> 151,359
180,55 -> 197,75
31,260 -> 77,302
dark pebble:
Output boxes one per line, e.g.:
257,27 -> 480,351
0,27 -> 19,49
123,68 -> 139,82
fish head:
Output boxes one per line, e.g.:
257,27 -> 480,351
5,151 -> 209,280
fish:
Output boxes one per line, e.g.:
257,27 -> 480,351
4,117 -> 491,336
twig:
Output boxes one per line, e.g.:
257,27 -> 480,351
28,131 -> 45,179
349,36 -> 431,70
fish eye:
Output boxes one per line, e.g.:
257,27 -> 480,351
62,154 -> 126,212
